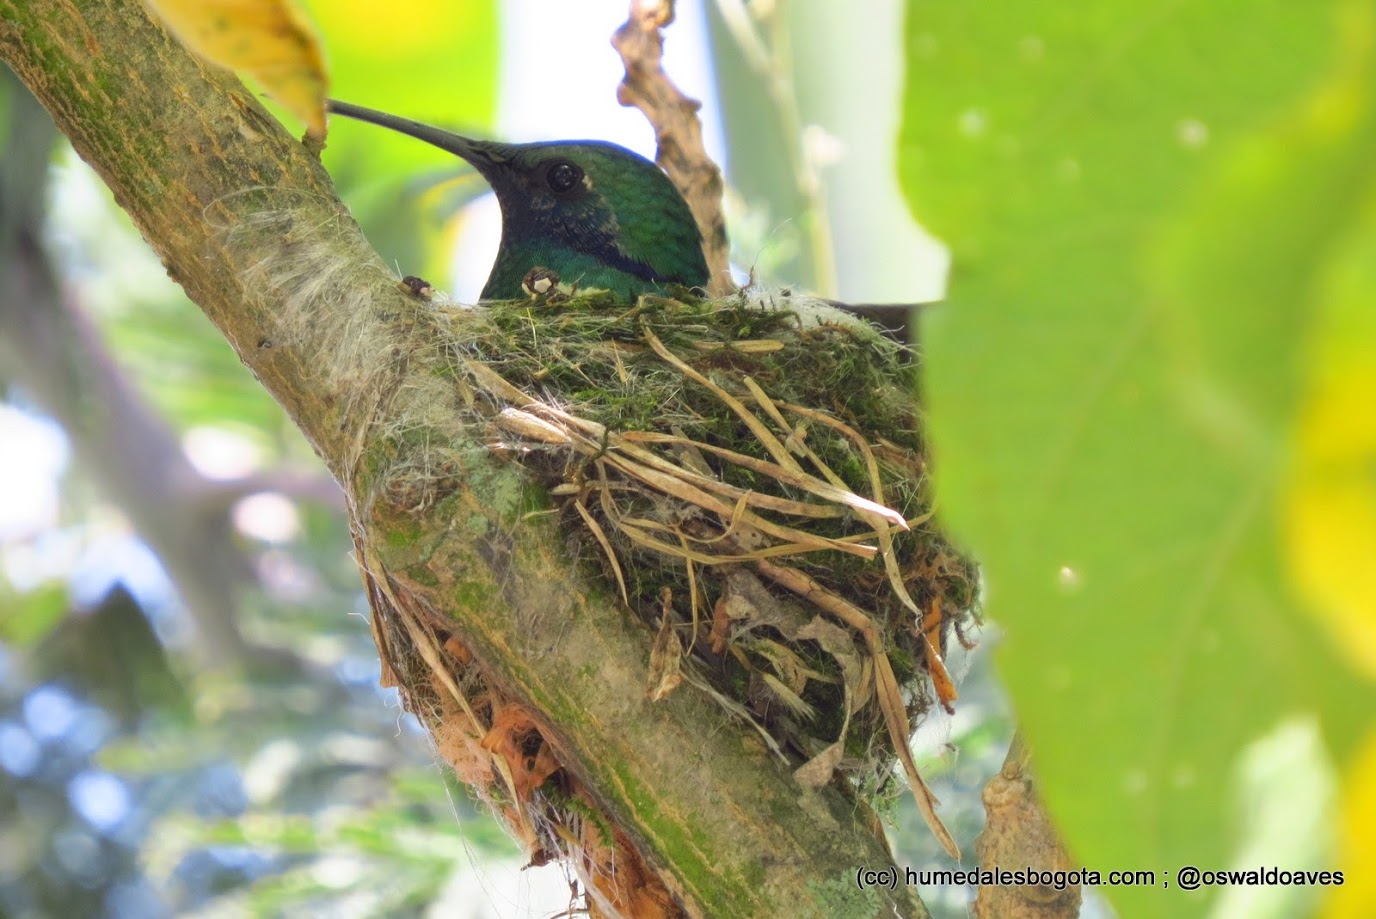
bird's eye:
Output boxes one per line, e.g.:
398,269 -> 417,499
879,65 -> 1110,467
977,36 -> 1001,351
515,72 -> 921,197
546,160 -> 583,194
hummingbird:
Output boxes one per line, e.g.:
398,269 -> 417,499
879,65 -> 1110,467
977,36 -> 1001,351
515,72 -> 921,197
326,100 -> 710,301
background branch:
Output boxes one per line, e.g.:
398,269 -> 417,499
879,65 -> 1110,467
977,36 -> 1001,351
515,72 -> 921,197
0,69 -> 255,667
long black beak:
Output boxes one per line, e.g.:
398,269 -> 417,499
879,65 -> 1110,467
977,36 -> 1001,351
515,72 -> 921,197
325,100 -> 511,175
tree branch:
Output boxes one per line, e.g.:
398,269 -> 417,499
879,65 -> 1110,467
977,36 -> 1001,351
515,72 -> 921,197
0,2 -> 924,916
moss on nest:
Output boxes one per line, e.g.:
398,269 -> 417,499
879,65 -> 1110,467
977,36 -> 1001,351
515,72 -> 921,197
435,288 -> 979,829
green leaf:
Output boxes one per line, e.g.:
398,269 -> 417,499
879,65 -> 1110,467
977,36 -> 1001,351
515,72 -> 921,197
0,581 -> 69,646
899,2 -> 1376,916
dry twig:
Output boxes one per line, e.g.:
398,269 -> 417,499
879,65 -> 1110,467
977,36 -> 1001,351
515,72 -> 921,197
613,0 -> 733,296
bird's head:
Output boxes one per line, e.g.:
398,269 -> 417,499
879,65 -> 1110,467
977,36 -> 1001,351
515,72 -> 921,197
327,101 -> 709,299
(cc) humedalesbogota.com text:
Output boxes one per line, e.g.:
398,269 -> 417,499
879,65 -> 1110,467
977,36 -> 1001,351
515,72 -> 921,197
854,865 -> 1345,892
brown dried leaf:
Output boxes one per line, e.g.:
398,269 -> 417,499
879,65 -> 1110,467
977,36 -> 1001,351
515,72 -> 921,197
923,596 -> 959,713
646,591 -> 684,701
873,649 -> 960,859
755,558 -> 960,859
493,407 -> 573,444
442,635 -> 472,667
578,812 -> 684,919
575,497 -> 629,606
797,617 -> 867,715
427,672 -> 494,788
794,740 -> 845,788
709,594 -> 732,654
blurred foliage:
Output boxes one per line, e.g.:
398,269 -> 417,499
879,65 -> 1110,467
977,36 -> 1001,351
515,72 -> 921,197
307,0 -> 499,287
707,0 -> 820,290
0,580 -> 518,918
900,2 -> 1376,917
709,0 -> 946,303
0,3 -> 521,917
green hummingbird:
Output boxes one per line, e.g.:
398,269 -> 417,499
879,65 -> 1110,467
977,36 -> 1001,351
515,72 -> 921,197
326,100 -> 710,301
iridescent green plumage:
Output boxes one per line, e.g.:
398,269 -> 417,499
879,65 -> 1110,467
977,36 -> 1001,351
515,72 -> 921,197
327,101 -> 710,300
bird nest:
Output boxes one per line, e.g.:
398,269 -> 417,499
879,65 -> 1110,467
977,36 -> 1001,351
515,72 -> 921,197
436,288 -> 979,852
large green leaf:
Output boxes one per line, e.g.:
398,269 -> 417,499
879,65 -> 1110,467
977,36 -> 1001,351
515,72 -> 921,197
899,2 -> 1376,916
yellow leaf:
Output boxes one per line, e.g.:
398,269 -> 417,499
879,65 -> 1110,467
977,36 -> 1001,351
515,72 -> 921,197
1285,224 -> 1376,680
145,0 -> 328,136
1323,730 -> 1376,918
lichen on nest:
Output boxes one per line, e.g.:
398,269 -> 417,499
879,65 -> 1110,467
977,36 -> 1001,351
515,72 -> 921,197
434,287 -> 979,850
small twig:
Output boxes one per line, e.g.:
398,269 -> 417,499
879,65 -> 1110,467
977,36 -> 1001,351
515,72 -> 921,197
613,0 -> 733,296
754,557 -> 960,859
574,495 -> 629,606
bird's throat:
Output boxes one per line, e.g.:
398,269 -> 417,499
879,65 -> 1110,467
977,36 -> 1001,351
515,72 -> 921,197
483,241 -> 669,300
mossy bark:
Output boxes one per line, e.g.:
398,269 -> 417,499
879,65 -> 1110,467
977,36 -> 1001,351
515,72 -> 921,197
0,1 -> 928,916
